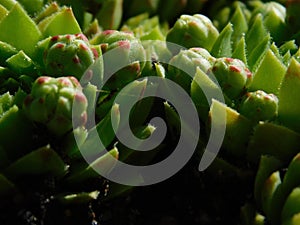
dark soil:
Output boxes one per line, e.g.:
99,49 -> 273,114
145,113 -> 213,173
0,155 -> 254,225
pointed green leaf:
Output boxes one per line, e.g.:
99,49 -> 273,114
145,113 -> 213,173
246,14 -> 268,57
269,153 -> 300,225
261,171 -> 282,217
83,82 -> 98,123
113,78 -> 148,129
232,35 -> 247,65
0,91 -> 13,115
66,146 -> 118,184
96,0 -> 123,30
164,101 -> 180,141
0,40 -> 17,64
6,50 -> 36,74
283,51 -> 292,66
39,7 -> 81,37
208,100 -> 253,157
230,4 -> 248,48
4,145 -> 68,178
254,155 -> 283,210
279,40 -> 298,56
118,124 -> 157,164
81,103 -> 120,158
249,49 -> 287,94
34,1 -> 60,24
191,67 -> 221,121
282,153 -> 300,196
247,122 -> 300,163
62,126 -> 88,160
0,105 -> 37,160
0,3 -> 42,57
247,34 -> 270,71
17,0 -> 43,15
282,188 -> 300,222
211,23 -> 233,58
278,58 -> 300,132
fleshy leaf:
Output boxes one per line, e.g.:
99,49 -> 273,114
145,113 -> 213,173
81,103 -> 120,158
247,33 -> 270,71
278,58 -> 300,132
230,3 -> 248,48
282,154 -> 300,198
279,40 -> 298,56
34,1 -> 60,24
0,91 -> 13,115
246,14 -> 268,57
4,145 -> 68,178
191,67 -> 221,121
211,23 -> 233,58
96,0 -> 123,30
39,7 -> 81,37
208,100 -> 253,158
249,49 -> 286,94
117,124 -> 157,164
6,50 -> 36,74
282,188 -> 300,223
0,40 -> 17,65
261,171 -> 282,217
247,122 -> 300,163
254,155 -> 283,210
0,105 -> 37,160
66,146 -> 119,184
232,35 -> 247,65
17,0 -> 44,15
269,153 -> 300,224
164,101 -> 180,141
0,3 -> 42,57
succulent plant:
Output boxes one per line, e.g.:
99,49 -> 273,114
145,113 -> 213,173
209,57 -> 252,99
253,153 -> 300,225
42,33 -> 100,80
23,76 -> 88,137
91,30 -> 146,90
249,1 -> 287,43
167,47 -> 215,92
166,14 -> 219,52
239,90 -> 279,122
1,0 -> 300,224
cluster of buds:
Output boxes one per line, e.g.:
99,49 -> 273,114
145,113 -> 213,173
23,76 -> 88,136
91,30 -> 146,90
209,57 -> 253,99
167,47 -> 215,92
239,90 -> 279,122
166,14 -> 219,52
43,34 -> 100,80
255,153 -> 300,225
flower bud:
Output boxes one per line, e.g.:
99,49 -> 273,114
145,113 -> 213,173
24,76 -> 88,136
239,90 -> 278,122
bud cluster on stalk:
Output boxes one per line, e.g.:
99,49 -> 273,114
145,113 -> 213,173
0,1 -> 300,224
23,76 -> 88,136
42,34 -> 100,80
